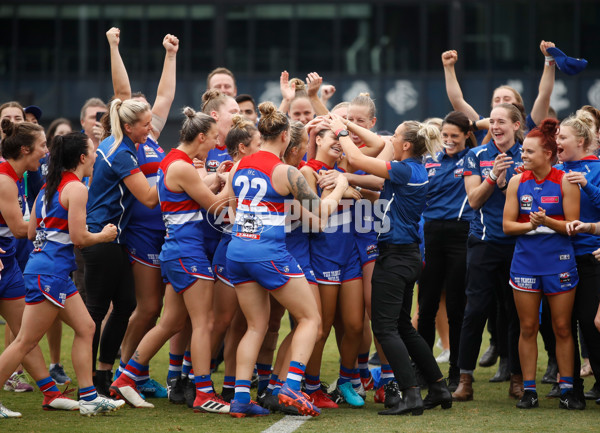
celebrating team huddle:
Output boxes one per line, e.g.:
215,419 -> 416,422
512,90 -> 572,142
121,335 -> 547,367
1,27 -> 600,422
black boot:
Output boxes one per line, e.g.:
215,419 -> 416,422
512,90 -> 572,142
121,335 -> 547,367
379,387 -> 424,416
584,382 -> 600,400
541,356 -> 558,384
479,344 -> 498,367
94,370 -> 113,397
489,357 -> 510,382
423,379 -> 452,410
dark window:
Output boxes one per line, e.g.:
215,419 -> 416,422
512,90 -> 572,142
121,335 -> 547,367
189,5 -> 215,74
254,5 -> 292,73
340,5 -> 374,75
463,2 -> 489,71
580,0 -> 600,68
382,5 -> 420,73
226,6 -> 251,72
296,5 -> 335,72
146,6 -> 187,75
16,5 -> 57,78
489,0 -> 530,70
426,4 -> 450,70
60,5 -> 102,76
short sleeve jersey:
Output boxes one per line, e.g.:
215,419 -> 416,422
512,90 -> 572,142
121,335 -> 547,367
463,140 -> 523,244
377,157 -> 428,245
86,135 -> 141,243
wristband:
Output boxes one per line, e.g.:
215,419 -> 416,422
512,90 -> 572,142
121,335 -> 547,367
589,223 -> 597,234
499,182 -> 508,191
488,170 -> 498,182
486,176 -> 496,186
545,55 -> 555,67
355,186 -> 362,192
471,120 -> 479,131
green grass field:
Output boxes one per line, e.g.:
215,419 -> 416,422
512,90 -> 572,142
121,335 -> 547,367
1,311 -> 599,432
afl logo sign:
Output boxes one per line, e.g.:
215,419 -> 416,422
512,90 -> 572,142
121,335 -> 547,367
520,194 -> 533,210
206,160 -> 220,172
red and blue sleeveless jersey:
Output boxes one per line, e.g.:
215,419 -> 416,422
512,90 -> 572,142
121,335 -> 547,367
227,151 -> 292,262
511,168 -> 576,275
0,161 -> 25,257
25,172 -> 80,276
304,159 -> 355,265
127,136 -> 165,232
157,149 -> 204,261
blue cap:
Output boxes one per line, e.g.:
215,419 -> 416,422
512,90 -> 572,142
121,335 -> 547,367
546,46 -> 588,76
24,105 -> 42,121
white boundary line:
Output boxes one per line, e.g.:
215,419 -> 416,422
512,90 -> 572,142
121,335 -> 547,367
261,415 -> 311,433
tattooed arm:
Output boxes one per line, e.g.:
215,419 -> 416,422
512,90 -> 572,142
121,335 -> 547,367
285,166 -> 348,228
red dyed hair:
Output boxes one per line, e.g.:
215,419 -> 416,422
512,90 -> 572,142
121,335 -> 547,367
527,118 -> 560,160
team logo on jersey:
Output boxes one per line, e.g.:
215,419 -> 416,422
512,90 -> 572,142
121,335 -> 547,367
191,265 -> 197,273
44,285 -> 51,293
467,158 -> 476,169
143,145 -> 158,159
520,194 -> 533,210
482,168 -> 491,178
206,160 -> 220,172
130,155 -> 138,167
454,168 -> 464,178
283,266 -> 290,273
541,196 -> 559,203
457,158 -> 464,167
235,213 -> 264,240
428,168 -> 436,177
559,272 -> 571,284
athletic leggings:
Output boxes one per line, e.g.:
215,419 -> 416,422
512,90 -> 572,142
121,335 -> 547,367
371,242 -> 443,389
82,242 -> 136,369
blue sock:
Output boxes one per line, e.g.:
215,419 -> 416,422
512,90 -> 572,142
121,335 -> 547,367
524,380 -> 536,392
234,379 -> 251,404
123,359 -> 149,385
338,364 -> 353,386
256,363 -> 272,393
195,374 -> 213,394
37,376 -> 59,394
79,386 -> 98,401
286,361 -> 306,391
358,352 -> 370,379
114,360 -> 126,380
168,353 -> 184,379
380,364 -> 394,386
182,351 -> 192,377
559,376 -> 573,395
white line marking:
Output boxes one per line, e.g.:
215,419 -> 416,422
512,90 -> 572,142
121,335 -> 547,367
262,415 -> 311,433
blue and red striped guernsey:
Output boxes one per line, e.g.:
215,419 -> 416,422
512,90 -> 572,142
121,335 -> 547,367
0,161 -> 23,257
227,150 -> 293,262
305,158 -> 355,266
157,149 -> 204,262
25,172 -> 80,277
511,167 -> 576,276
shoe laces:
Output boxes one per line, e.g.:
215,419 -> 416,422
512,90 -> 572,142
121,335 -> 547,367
13,371 -> 30,384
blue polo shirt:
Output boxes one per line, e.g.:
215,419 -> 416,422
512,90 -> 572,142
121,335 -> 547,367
463,140 -> 523,244
555,156 -> 600,256
377,157 -> 428,245
423,148 -> 474,222
86,135 -> 141,243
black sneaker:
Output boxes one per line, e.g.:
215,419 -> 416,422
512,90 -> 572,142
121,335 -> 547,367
559,389 -> 585,410
167,376 -> 185,404
584,382 -> 600,400
546,383 -> 561,399
183,377 -> 196,408
384,381 -> 401,408
516,390 -> 539,409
